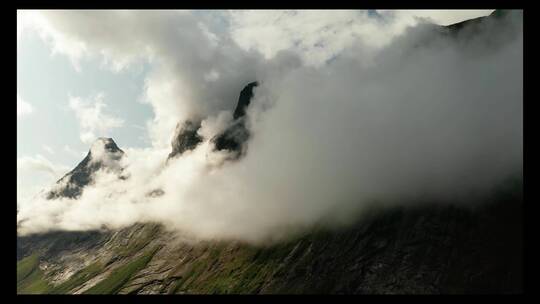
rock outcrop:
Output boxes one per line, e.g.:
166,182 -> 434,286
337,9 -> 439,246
167,121 -> 203,160
232,81 -> 259,120
211,81 -> 258,158
168,81 -> 259,161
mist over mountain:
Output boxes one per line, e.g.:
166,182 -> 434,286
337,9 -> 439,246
17,10 -> 522,241
46,138 -> 125,199
17,10 -> 523,294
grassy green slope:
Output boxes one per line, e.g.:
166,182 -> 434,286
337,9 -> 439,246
168,240 -> 306,294
17,254 -> 52,294
84,247 -> 158,294
17,254 -> 40,283
49,262 -> 104,294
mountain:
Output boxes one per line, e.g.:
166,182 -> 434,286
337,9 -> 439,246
16,11 -> 523,294
168,81 -> 258,161
46,138 -> 125,199
210,81 -> 258,158
16,180 -> 523,294
167,120 -> 203,160
232,81 -> 258,120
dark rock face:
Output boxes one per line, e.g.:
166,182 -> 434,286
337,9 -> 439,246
47,138 -> 125,199
167,121 -> 203,160
233,81 -> 259,120
166,82 -> 258,160
100,138 -> 123,154
212,120 -> 250,154
211,82 -> 258,158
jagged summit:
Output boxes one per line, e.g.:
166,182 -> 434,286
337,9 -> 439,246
167,121 -> 203,160
212,81 -> 258,157
168,82 -> 259,160
92,137 -> 123,154
47,137 -> 125,199
233,81 -> 259,120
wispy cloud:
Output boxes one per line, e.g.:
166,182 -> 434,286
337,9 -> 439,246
17,154 -> 69,178
17,154 -> 70,212
17,94 -> 34,117
42,145 -> 55,154
63,145 -> 86,158
69,93 -> 124,144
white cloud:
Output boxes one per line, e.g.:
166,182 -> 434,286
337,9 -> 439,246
17,10 -> 88,70
17,94 -> 34,117
69,93 -> 124,144
42,145 -> 55,154
16,10 -> 522,244
21,11 -> 259,149
23,10 -> 493,147
204,69 -> 220,82
17,154 -> 69,178
16,153 -> 73,212
228,10 -> 378,66
228,10 -> 494,66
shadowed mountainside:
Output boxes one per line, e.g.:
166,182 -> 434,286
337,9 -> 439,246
17,181 -> 523,294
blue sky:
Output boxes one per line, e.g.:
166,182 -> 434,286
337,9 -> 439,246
17,28 -> 155,199
17,30 -> 153,165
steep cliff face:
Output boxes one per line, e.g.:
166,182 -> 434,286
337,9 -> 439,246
211,81 -> 258,158
232,81 -> 258,120
16,11 -> 523,294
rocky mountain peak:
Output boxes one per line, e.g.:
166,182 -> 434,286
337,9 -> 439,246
167,121 -> 203,160
233,81 -> 258,120
47,138 -> 125,200
211,81 -> 258,157
169,81 -> 259,160
91,137 -> 123,154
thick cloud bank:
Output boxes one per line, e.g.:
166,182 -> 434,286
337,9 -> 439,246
17,11 -> 522,244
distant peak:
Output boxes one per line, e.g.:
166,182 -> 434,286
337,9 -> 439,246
47,137 -> 125,200
91,137 -> 123,154
94,137 -> 116,146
